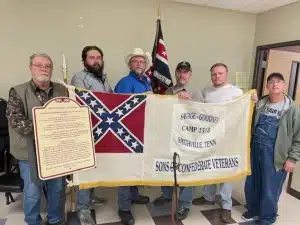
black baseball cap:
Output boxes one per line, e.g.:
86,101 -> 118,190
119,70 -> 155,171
267,72 -> 285,82
176,61 -> 192,71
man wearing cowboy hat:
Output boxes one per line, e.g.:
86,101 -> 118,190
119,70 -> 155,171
115,48 -> 152,93
114,48 -> 152,225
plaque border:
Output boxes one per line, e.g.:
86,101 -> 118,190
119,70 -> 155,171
33,97 -> 96,180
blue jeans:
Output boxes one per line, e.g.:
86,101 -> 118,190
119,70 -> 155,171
118,186 -> 139,211
19,160 -> 65,225
161,186 -> 193,209
202,183 -> 233,210
245,114 -> 287,225
76,189 -> 91,210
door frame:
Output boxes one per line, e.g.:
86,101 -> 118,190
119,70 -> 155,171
287,173 -> 300,200
252,40 -> 300,96
252,40 -> 300,200
288,60 -> 300,100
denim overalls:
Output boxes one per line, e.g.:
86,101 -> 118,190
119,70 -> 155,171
245,101 -> 287,225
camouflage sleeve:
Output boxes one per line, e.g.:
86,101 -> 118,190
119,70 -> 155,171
6,88 -> 33,135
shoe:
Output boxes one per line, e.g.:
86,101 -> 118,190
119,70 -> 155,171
77,209 -> 96,225
220,209 -> 234,224
132,194 -> 150,204
241,211 -> 259,221
259,221 -> 274,225
118,210 -> 135,225
153,195 -> 172,206
91,196 -> 107,206
175,208 -> 190,221
46,222 -> 65,225
259,218 -> 276,225
192,196 -> 215,205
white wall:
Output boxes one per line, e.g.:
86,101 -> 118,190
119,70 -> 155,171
0,0 -> 256,98
255,1 -> 300,46
250,1 -> 300,89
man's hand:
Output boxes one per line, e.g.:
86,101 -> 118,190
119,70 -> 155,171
251,93 -> 258,103
283,160 -> 296,173
178,91 -> 192,101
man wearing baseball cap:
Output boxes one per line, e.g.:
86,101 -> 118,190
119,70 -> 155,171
242,72 -> 300,225
153,61 -> 193,221
167,61 -> 192,92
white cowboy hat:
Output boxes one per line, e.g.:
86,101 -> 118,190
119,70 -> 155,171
125,48 -> 151,69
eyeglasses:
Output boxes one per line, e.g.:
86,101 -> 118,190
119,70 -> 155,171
267,79 -> 283,84
130,60 -> 146,64
32,64 -> 53,70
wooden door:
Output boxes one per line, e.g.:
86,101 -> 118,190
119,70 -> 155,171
263,49 -> 300,104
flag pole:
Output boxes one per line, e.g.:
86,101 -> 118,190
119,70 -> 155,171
154,5 -> 161,56
61,53 -> 76,213
152,6 -> 161,93
62,53 -> 68,84
171,153 -> 180,225
62,53 -> 70,101
150,5 -> 173,93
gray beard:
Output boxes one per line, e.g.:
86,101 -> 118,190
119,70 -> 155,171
34,75 -> 50,83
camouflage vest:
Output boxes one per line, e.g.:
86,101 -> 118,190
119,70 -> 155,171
9,81 -> 67,160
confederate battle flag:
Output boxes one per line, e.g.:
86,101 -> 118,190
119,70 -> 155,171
75,89 -> 146,153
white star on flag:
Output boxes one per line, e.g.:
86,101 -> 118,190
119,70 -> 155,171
81,92 -> 90,100
124,135 -> 131,142
89,100 -> 98,107
132,97 -> 139,104
124,103 -> 131,111
106,117 -> 114,125
131,141 -> 138,149
95,127 -> 103,136
96,107 -> 105,115
116,109 -> 123,117
117,128 -> 125,136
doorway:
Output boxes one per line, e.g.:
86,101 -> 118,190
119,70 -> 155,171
252,40 -> 300,200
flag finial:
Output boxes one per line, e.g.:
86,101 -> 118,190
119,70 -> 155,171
157,5 -> 161,19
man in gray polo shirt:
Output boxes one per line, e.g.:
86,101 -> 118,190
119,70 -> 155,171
71,46 -> 112,225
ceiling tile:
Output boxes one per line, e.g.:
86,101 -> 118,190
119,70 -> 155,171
172,0 -> 299,13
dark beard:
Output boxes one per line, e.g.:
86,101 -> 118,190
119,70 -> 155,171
84,61 -> 104,79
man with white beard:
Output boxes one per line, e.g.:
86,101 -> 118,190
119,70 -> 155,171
6,53 -> 67,225
114,48 -> 152,225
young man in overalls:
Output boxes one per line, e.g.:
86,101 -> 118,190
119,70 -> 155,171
243,72 -> 300,225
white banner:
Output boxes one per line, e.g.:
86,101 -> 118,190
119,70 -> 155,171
69,89 -> 254,188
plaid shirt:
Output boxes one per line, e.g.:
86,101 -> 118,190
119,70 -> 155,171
6,80 -> 53,136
